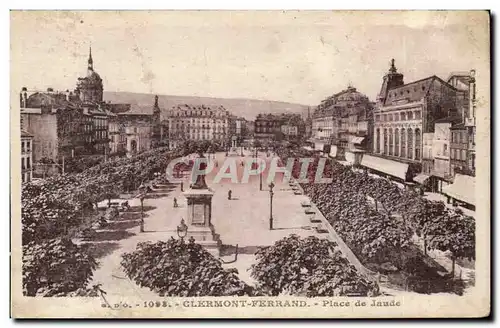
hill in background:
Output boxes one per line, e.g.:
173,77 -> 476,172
104,91 -> 311,121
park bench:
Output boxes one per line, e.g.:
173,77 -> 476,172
301,201 -> 311,207
315,224 -> 328,234
304,208 -> 315,215
309,216 -> 321,223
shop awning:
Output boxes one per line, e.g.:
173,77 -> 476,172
413,174 -> 430,185
360,155 -> 409,180
442,174 -> 475,206
352,137 -> 365,145
329,145 -> 337,158
314,142 -> 326,151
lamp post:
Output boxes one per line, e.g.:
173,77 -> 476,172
260,169 -> 263,191
138,183 -> 147,233
269,181 -> 275,230
177,218 -> 188,241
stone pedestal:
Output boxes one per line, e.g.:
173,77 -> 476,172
183,188 -> 221,248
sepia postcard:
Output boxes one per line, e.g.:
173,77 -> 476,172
10,10 -> 490,318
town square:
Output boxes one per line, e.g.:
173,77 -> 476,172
11,10 -> 490,319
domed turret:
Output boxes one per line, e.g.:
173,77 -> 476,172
76,46 -> 103,103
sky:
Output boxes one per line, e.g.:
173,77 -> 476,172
10,11 -> 489,106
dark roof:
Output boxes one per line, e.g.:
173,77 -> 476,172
384,75 -> 464,106
434,116 -> 462,124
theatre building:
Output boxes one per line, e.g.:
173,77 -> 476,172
365,59 -> 470,185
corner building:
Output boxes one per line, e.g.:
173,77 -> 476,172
368,59 -> 469,181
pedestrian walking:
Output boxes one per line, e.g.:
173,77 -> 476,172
228,189 -> 232,200
180,181 -> 184,192
173,197 -> 178,208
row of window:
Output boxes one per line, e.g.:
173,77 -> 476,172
171,111 -> 228,117
387,85 -> 426,99
21,172 -> 31,183
21,157 -> 31,170
375,127 -> 422,161
451,131 -> 469,144
375,110 -> 422,122
95,131 -> 107,139
94,118 -> 107,128
451,149 -> 468,161
21,141 -> 31,153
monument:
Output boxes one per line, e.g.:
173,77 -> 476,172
228,136 -> 239,156
182,151 -> 221,248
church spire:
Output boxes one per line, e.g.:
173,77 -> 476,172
88,46 -> 93,70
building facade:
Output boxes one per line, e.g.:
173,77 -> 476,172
312,86 -> 373,159
167,104 -> 230,149
371,59 -> 470,179
21,130 -> 34,183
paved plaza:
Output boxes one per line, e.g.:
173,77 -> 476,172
89,150 -> 322,299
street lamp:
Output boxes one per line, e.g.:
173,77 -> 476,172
138,183 -> 147,233
269,181 -> 275,230
177,218 -> 188,241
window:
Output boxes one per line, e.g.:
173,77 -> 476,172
27,157 -> 30,169
21,158 -> 25,170
376,129 -> 380,153
400,112 -> 406,120
451,149 -> 455,159
389,128 -> 394,156
407,128 -> 413,159
394,113 -> 399,121
27,141 -> 30,150
444,144 -> 448,156
383,129 -> 388,155
407,111 -> 414,120
395,128 -> 399,156
415,129 -> 421,160
21,142 -> 25,153
461,149 -> 466,161
415,111 -> 421,119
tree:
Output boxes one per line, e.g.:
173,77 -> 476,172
22,238 -> 98,296
426,211 -> 475,277
121,238 -> 256,296
250,235 -> 379,296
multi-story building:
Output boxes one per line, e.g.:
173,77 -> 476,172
428,117 -> 462,192
281,124 -> 298,137
254,113 -> 304,144
312,86 -> 373,162
21,130 -> 34,183
254,114 -> 282,141
368,59 -> 470,182
167,104 -> 230,149
422,132 -> 434,176
228,115 -> 248,148
20,48 -> 110,162
450,123 -> 471,175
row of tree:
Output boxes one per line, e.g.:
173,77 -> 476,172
276,145 -> 475,281
21,141 -> 210,296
